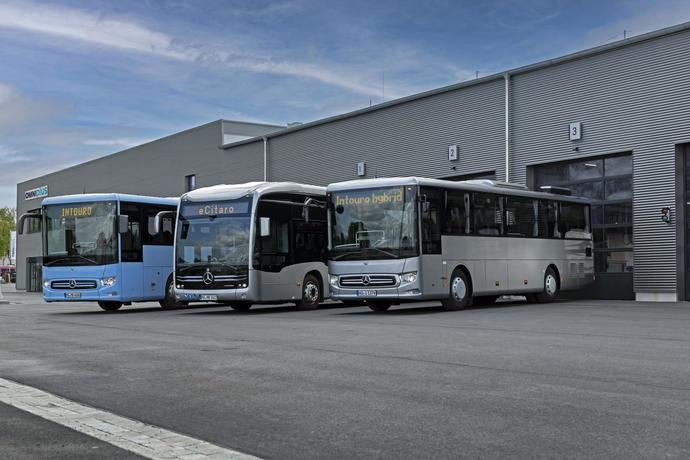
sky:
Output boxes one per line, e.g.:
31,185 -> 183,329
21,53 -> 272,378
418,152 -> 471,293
2,0 -> 690,207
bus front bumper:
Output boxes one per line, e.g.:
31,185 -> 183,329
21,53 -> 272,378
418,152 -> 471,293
175,288 -> 250,303
43,285 -> 121,303
328,283 -> 424,301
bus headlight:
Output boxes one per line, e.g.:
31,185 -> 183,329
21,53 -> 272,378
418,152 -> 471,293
43,280 -> 50,288
329,275 -> 339,286
100,277 -> 117,287
400,271 -> 417,284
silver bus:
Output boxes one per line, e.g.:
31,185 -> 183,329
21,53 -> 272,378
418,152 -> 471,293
163,182 -> 328,311
327,177 -> 593,311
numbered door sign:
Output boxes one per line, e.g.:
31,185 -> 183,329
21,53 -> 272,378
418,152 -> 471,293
569,122 -> 582,141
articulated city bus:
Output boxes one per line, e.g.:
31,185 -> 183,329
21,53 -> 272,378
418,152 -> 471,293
164,182 -> 328,311
19,194 -> 180,311
327,177 -> 593,311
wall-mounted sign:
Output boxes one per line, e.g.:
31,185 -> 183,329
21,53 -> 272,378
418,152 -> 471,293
357,162 -> 366,177
448,144 -> 459,161
24,185 -> 48,201
569,122 -> 582,141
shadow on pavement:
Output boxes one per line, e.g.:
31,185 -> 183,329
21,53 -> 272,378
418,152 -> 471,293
183,302 -> 355,316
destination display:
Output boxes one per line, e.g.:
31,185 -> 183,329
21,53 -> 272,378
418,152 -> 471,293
181,200 -> 251,217
59,205 -> 94,218
334,188 -> 404,207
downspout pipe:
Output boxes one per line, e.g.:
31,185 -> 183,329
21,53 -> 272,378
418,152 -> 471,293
504,73 -> 511,183
262,135 -> 268,182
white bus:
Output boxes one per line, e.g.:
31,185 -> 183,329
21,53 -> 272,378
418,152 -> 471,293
163,182 -> 328,311
327,177 -> 593,311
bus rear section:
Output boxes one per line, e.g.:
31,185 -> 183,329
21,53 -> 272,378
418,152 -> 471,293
173,182 -> 328,311
19,194 -> 179,312
327,178 -> 594,312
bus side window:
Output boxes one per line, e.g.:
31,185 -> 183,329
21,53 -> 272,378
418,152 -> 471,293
505,196 -> 537,237
445,190 -> 470,235
256,200 -> 291,272
473,193 -> 503,236
420,187 -> 442,254
120,203 -> 143,262
538,200 -> 561,238
560,202 -> 591,239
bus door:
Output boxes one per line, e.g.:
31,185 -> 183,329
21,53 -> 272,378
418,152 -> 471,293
119,203 -> 144,301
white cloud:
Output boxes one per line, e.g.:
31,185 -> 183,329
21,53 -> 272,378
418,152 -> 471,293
0,82 -> 64,133
585,1 -> 690,47
0,1 -> 417,98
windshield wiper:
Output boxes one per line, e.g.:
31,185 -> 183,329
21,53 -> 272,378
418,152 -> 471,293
45,254 -> 99,266
333,247 -> 399,260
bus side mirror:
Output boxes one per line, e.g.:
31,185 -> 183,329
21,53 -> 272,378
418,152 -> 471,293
17,213 -> 41,235
118,215 -> 129,234
153,211 -> 175,235
260,217 -> 271,237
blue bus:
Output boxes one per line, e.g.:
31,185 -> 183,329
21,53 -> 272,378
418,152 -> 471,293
19,194 -> 180,311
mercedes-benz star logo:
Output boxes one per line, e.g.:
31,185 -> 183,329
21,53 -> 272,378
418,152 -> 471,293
202,270 -> 215,286
69,280 -> 77,289
362,275 -> 371,286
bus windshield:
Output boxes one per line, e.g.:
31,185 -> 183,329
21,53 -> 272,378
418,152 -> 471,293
176,199 -> 252,272
43,202 -> 118,266
329,186 -> 418,260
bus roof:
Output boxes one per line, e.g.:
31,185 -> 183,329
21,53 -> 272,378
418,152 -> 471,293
327,177 -> 590,203
182,182 -> 326,202
41,193 -> 178,207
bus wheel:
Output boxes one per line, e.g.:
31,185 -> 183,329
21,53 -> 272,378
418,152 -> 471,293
159,277 -> 186,310
442,269 -> 471,311
98,301 -> 122,312
536,267 -> 559,302
296,274 -> 321,310
367,301 -> 391,312
228,302 -> 252,311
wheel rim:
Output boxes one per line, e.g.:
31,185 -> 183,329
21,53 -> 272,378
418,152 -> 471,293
451,276 -> 466,302
168,282 -> 175,300
545,274 -> 557,296
304,281 -> 319,304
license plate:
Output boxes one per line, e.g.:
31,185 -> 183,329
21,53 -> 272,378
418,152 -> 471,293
356,290 -> 377,297
200,294 -> 218,301
64,292 -> 81,299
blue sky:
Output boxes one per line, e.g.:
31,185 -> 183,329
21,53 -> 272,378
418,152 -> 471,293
2,0 -> 690,206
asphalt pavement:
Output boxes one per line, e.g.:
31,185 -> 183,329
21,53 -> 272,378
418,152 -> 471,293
1,287 -> 690,459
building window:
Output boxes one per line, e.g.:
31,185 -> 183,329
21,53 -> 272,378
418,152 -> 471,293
533,153 -> 633,273
185,174 -> 196,192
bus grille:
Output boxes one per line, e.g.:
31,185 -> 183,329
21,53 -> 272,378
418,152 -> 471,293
51,280 -> 98,290
339,274 -> 398,288
176,275 -> 248,289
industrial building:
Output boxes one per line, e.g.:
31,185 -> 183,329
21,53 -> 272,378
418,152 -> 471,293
16,22 -> 690,301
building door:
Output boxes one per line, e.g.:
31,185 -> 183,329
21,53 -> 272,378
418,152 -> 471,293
532,153 -> 634,300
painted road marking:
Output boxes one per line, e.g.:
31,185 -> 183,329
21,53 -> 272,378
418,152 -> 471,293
0,377 -> 261,460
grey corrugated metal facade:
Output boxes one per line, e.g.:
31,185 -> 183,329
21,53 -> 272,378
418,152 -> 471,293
15,22 -> 690,300
220,22 -> 690,302
15,120 -> 278,290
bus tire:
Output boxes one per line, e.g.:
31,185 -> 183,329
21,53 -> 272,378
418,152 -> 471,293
98,301 -> 122,312
442,268 -> 471,311
228,302 -> 252,311
296,274 -> 322,310
367,301 -> 391,312
159,277 -> 186,310
535,267 -> 559,302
